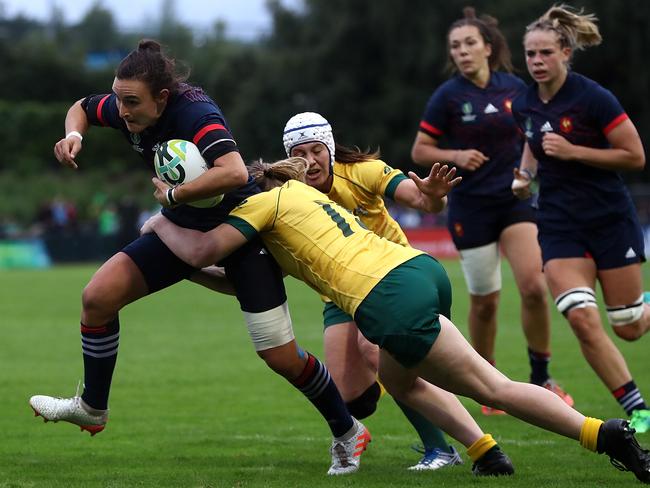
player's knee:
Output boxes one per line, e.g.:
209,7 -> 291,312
555,287 -> 600,340
345,382 -> 381,420
607,294 -> 644,341
519,280 -> 547,308
564,307 -> 601,343
555,287 -> 598,316
472,297 -> 498,322
612,324 -> 643,342
81,281 -> 113,315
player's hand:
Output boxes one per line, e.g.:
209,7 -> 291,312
409,163 -> 462,200
453,149 -> 489,171
151,177 -> 175,208
53,137 -> 82,169
512,167 -> 532,200
542,133 -> 574,160
140,212 -> 165,235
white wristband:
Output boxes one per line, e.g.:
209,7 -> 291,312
66,131 -> 83,141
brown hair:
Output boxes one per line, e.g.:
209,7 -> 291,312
116,39 -> 189,96
446,7 -> 513,73
248,157 -> 309,191
334,143 -> 381,164
525,4 -> 602,54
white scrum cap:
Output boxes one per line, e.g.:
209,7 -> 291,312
282,112 -> 335,165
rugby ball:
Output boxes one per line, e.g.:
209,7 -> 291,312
154,139 -> 223,208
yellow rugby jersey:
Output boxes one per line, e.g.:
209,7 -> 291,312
225,181 -> 424,317
329,159 -> 409,246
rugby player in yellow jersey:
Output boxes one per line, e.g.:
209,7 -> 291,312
144,157 -> 650,482
283,111 -> 468,471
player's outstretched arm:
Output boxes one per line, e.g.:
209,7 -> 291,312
395,163 -> 461,213
53,99 -> 88,170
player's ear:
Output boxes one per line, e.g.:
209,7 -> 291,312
156,89 -> 170,104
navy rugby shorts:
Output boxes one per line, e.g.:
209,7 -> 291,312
447,196 -> 536,250
538,214 -> 645,269
122,232 -> 286,312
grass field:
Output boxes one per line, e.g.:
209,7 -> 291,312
1,260 -> 649,487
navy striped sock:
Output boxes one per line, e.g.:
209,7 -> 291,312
612,380 -> 648,415
80,317 -> 120,410
292,352 -> 353,437
528,348 -> 551,385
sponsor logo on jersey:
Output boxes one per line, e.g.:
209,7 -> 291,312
484,103 -> 499,114
560,117 -> 573,134
540,121 -> 553,132
625,247 -> 637,259
461,102 -> 476,122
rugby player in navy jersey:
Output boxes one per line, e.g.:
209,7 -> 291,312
411,7 -> 572,415
29,39 -> 370,475
511,6 -> 650,434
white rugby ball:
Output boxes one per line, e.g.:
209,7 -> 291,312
154,139 -> 223,208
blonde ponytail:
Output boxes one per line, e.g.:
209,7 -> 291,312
248,157 -> 309,191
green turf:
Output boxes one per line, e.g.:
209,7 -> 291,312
1,260 -> 648,487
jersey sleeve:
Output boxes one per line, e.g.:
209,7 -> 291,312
81,94 -> 124,129
588,84 -> 629,136
418,86 -> 449,139
180,102 -> 239,165
351,160 -> 408,199
225,190 -> 279,239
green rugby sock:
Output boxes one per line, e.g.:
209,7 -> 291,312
395,399 -> 451,453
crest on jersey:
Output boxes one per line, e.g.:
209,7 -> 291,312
560,117 -> 573,134
504,99 -> 513,113
130,132 -> 143,153
383,165 -> 393,174
524,118 -> 534,139
454,222 -> 464,237
461,102 -> 476,122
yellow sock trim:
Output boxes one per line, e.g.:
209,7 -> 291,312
467,434 -> 497,462
579,417 -> 604,452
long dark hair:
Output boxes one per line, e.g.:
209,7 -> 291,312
116,39 -> 190,96
334,143 -> 381,164
446,7 -> 513,74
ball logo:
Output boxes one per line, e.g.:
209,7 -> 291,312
156,140 -> 187,185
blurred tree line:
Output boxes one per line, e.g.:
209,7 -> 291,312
1,0 -> 649,226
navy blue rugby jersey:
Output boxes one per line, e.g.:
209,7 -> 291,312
418,71 -> 526,201
512,72 -> 635,230
82,84 -> 257,231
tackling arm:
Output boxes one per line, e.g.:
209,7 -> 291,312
142,213 -> 248,268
